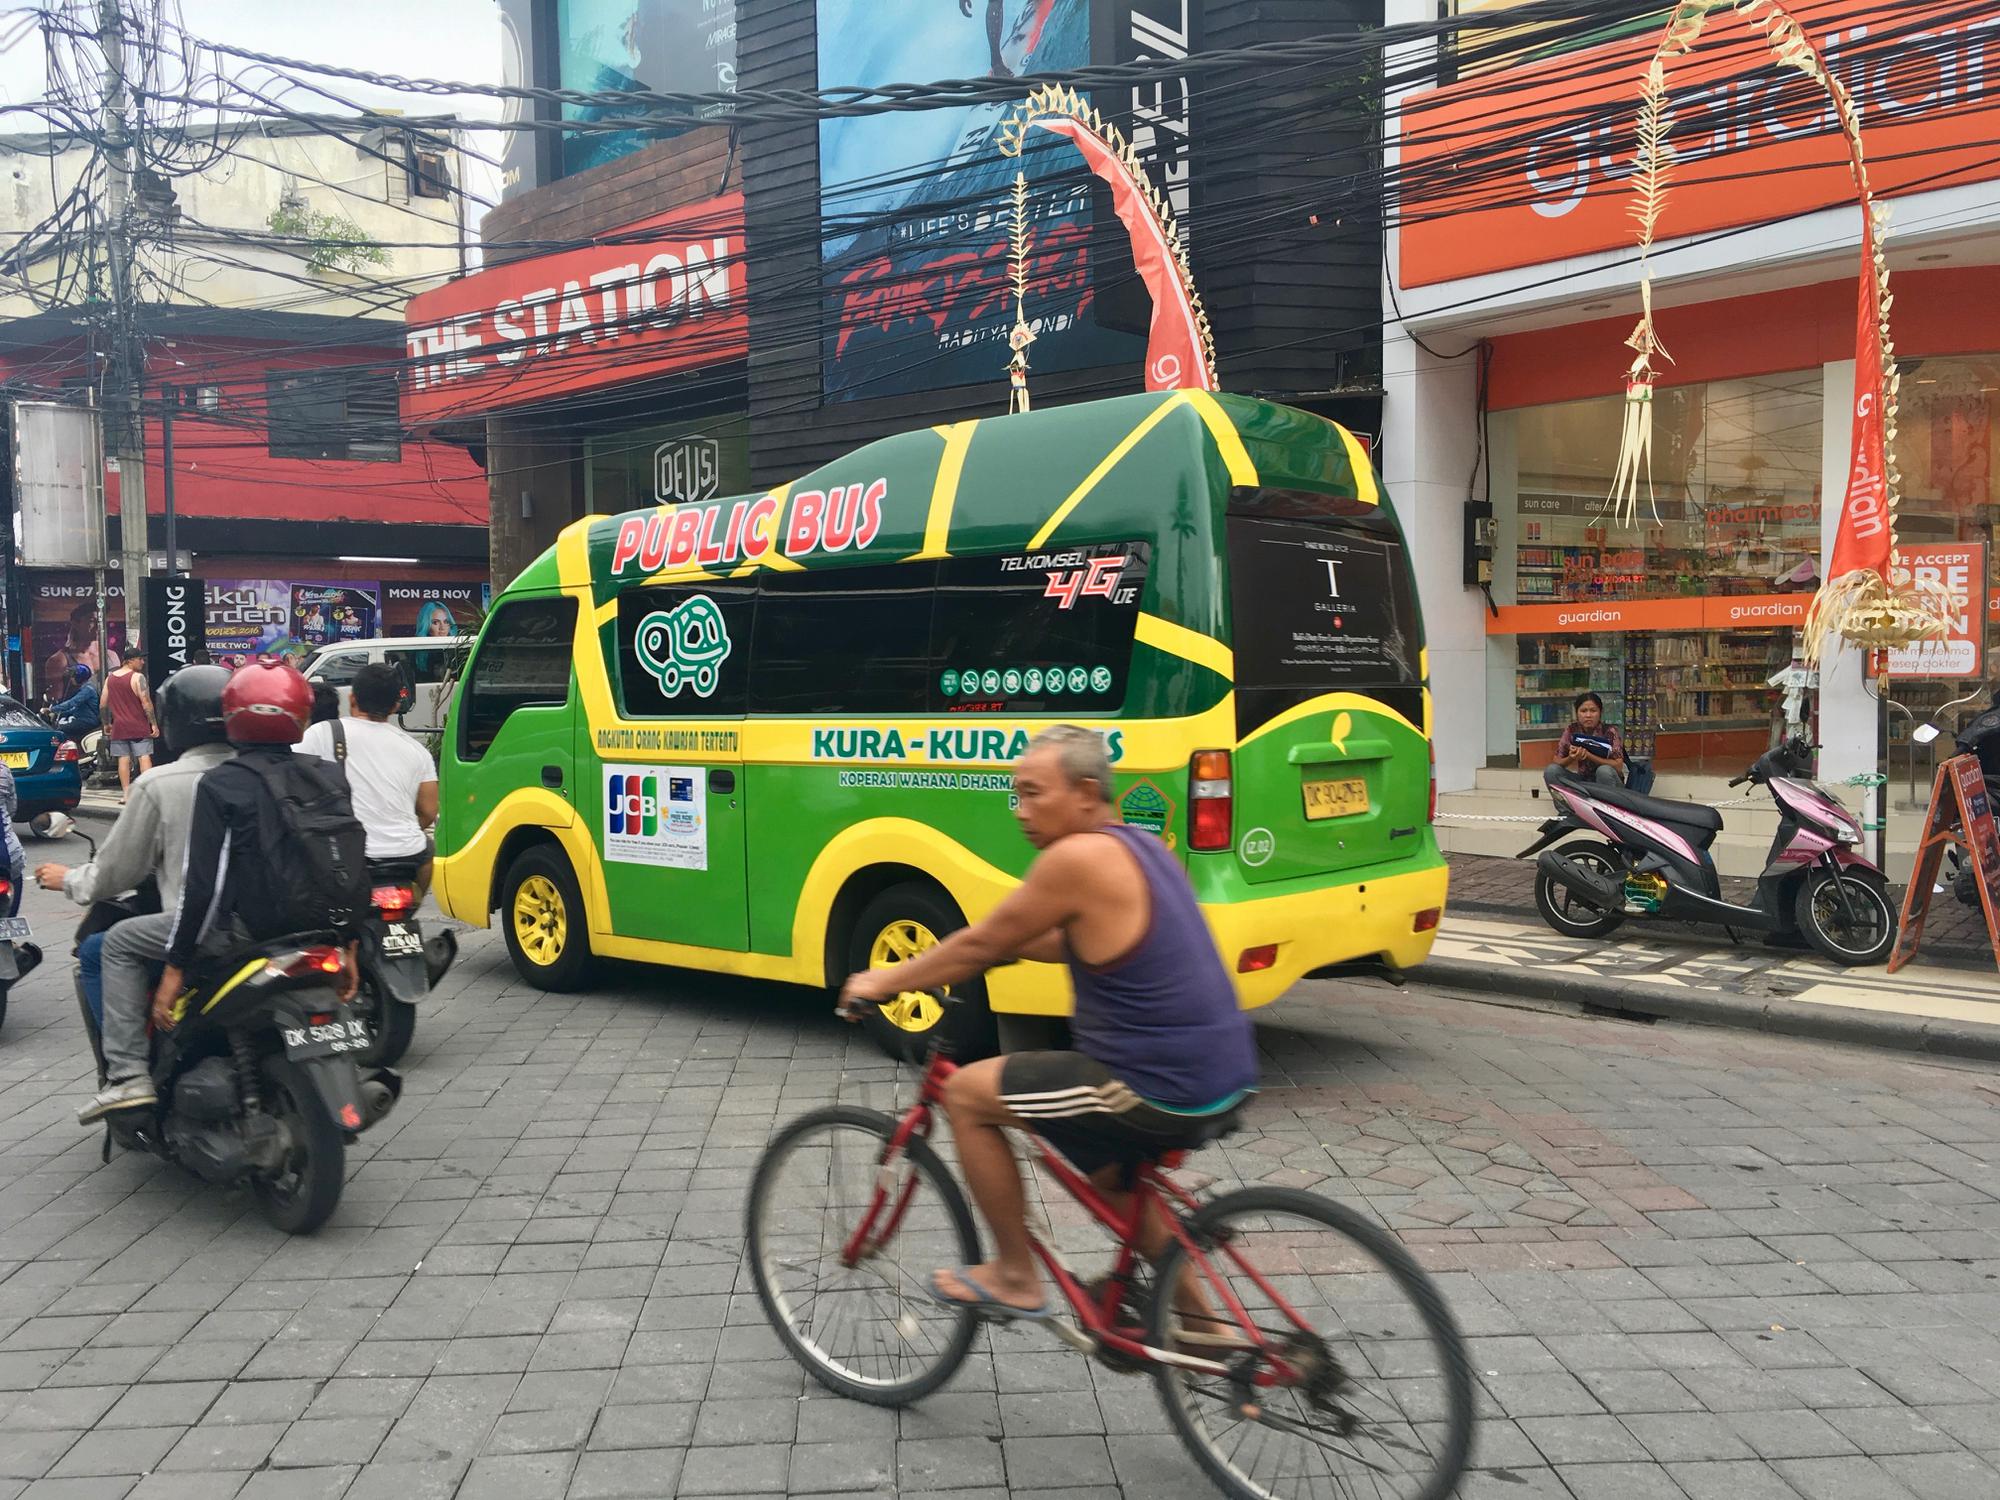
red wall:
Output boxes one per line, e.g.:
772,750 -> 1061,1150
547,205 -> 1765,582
1,335 -> 487,528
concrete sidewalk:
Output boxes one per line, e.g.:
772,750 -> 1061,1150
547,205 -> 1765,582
1437,853 -> 2000,1061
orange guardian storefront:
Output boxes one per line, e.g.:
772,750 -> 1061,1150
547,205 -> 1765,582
1384,0 -> 2000,805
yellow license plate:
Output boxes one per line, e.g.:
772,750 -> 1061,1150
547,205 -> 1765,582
1303,776 -> 1368,821
0,752 -> 28,770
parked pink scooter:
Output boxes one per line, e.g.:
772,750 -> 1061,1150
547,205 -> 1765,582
1518,736 -> 1895,966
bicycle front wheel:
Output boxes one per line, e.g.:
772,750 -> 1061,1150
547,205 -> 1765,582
1150,1186 -> 1474,1500
746,1105 -> 982,1406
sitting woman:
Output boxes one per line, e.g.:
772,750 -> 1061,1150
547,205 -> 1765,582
1549,691 -> 1626,787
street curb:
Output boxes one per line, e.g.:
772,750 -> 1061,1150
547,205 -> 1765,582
1447,897 -> 1998,975
1424,954 -> 2000,1064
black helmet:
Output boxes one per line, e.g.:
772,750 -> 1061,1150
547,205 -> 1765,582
156,665 -> 230,754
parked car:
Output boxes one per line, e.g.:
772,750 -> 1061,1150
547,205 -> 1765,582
0,696 -> 82,820
300,636 -> 468,738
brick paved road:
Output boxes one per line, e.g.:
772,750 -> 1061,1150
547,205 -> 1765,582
0,841 -> 1996,1498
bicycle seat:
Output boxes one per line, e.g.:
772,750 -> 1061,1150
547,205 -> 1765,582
1555,775 -> 1724,832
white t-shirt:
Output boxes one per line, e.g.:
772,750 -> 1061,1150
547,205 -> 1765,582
297,718 -> 436,860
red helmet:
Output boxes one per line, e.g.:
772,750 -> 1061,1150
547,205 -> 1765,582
222,657 -> 312,745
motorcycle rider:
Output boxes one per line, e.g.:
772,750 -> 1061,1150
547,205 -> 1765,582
152,659 -> 359,1076
49,663 -> 100,739
296,662 -> 437,892
80,660 -> 358,1122
37,666 -> 232,1037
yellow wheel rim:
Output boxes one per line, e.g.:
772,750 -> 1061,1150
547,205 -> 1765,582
513,874 -> 567,967
869,919 -> 946,1033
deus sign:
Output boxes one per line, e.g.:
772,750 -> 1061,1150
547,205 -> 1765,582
655,436 -> 721,505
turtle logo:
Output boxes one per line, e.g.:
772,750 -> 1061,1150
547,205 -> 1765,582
635,595 -> 731,699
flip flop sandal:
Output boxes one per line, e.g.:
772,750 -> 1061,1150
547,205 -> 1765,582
928,1266 -> 1051,1321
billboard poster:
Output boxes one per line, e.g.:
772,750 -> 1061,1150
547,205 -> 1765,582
381,582 -> 485,639
557,0 -> 738,177
1889,542 -> 1985,678
28,577 -> 126,698
289,583 -> 382,650
816,0 -> 1140,401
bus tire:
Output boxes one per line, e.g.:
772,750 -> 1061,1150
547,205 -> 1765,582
846,883 -> 998,1064
501,844 -> 596,992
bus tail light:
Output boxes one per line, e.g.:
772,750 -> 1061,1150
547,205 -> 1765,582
1189,750 -> 1232,852
1414,908 -> 1441,932
1237,944 -> 1277,973
1427,742 -> 1437,824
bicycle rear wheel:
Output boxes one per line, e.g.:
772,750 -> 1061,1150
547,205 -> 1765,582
746,1104 -> 982,1406
1149,1186 -> 1474,1500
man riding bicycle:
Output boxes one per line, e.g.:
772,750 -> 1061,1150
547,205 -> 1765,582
841,724 -> 1258,1320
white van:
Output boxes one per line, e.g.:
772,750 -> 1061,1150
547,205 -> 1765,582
300,636 -> 468,738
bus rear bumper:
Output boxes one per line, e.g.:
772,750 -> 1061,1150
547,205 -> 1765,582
987,857 -> 1449,1018
1208,858 -> 1448,1011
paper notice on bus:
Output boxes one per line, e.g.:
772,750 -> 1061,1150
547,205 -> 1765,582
602,763 -> 709,871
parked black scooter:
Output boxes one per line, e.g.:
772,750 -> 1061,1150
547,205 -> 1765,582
349,858 -> 456,1067
0,868 -> 43,1034
71,834 -> 400,1233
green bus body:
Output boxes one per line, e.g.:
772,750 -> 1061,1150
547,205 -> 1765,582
434,390 -> 1447,1027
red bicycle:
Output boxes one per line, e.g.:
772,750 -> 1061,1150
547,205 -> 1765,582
746,992 -> 1474,1500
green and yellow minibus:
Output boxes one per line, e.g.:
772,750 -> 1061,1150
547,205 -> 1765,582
433,389 -> 1446,1056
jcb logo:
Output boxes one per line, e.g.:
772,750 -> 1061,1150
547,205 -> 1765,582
608,774 -> 659,837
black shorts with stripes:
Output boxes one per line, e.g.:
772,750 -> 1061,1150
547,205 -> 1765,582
999,1050 -> 1233,1177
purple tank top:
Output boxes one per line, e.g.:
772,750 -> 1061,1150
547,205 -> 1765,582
1067,823 -> 1260,1109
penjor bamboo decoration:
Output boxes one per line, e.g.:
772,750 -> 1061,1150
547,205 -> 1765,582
1607,0 -> 1952,660
1006,173 -> 1035,413
998,83 -> 1216,395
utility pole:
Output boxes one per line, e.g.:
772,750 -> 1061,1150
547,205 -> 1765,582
98,0 -> 149,647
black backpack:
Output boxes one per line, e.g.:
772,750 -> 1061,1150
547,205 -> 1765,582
237,752 -> 370,938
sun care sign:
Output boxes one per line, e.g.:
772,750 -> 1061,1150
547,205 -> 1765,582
606,480 -> 888,577
603,764 -> 709,870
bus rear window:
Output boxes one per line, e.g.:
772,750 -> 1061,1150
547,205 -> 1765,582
1227,513 -> 1421,736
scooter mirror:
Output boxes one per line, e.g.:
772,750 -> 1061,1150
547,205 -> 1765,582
1913,722 -> 1943,745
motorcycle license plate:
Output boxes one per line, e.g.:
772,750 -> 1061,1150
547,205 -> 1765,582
1302,776 -> 1369,821
282,1017 -> 370,1061
0,918 -> 31,942
381,921 -> 423,958
0,752 -> 27,770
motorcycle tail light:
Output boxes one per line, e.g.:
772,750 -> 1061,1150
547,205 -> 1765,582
53,742 -> 78,764
273,947 -> 344,979
0,878 -> 12,899
370,884 -> 415,916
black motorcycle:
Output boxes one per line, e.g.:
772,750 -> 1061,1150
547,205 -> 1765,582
76,896 -> 400,1234
0,869 -> 43,1034
349,859 -> 456,1068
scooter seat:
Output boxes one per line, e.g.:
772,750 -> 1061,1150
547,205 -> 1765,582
1558,777 -> 1725,833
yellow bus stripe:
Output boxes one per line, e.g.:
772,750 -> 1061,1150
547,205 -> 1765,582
915,422 -> 977,560
1239,691 -> 1423,747
1134,612 -> 1232,679
1027,393 -> 1191,551
1183,389 -> 1259,488
1335,424 -> 1380,506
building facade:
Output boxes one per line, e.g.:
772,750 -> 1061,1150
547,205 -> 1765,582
1384,0 -> 2000,837
424,0 -> 1388,588
0,119 -> 488,690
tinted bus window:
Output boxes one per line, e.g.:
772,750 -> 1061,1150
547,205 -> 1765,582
615,582 -> 755,717
461,596 -> 577,759
1227,512 -> 1421,736
931,544 -> 1148,713
751,564 -> 938,714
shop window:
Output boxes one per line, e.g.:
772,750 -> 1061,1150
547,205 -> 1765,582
751,564 -> 937,715
614,582 -> 755,717
929,545 -> 1148,715
266,369 -> 402,462
459,596 -> 577,760
1498,370 -> 1823,776
1887,354 -> 2000,742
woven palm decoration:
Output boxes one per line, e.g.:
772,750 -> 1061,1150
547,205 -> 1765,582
997,84 -> 1216,398
1608,0 -> 1951,659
